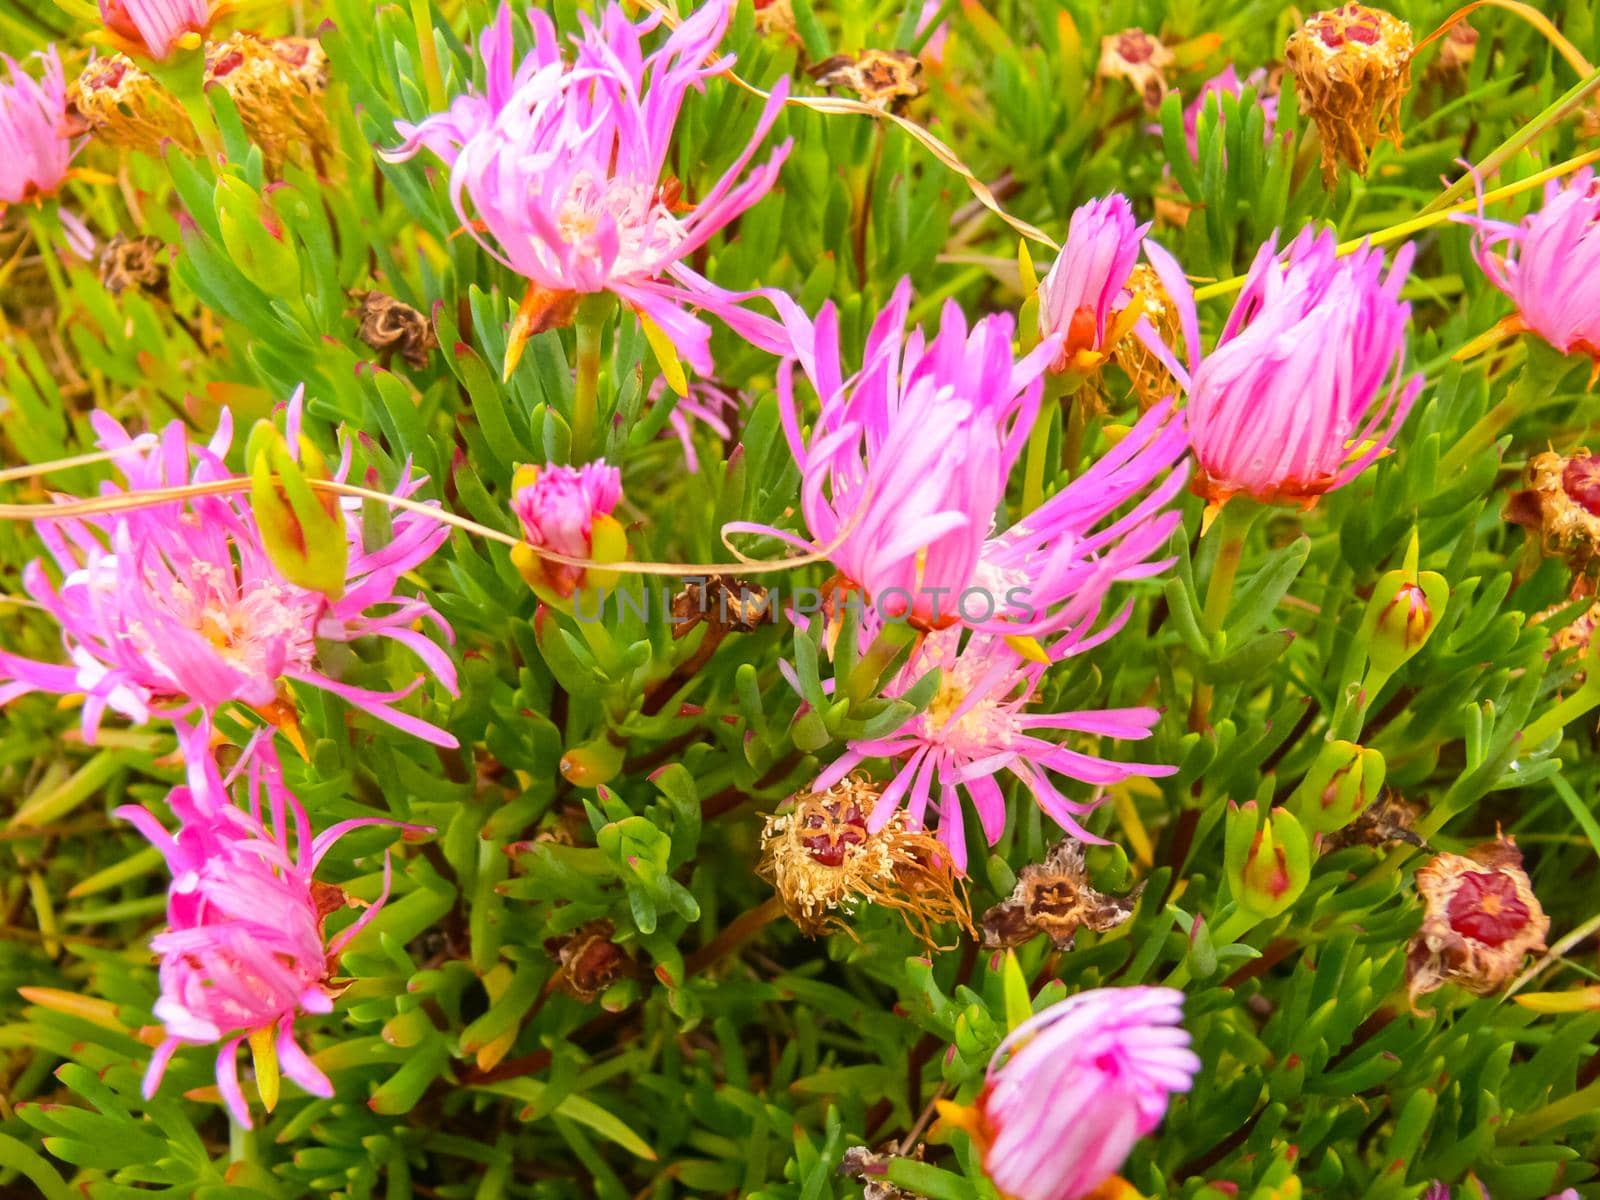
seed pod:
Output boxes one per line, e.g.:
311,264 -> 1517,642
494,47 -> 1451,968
979,837 -> 1143,951
1506,450 -> 1600,565
1285,5 -> 1413,189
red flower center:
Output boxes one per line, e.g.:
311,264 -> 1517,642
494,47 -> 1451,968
1446,870 -> 1530,946
801,803 -> 867,867
1562,455 -> 1600,516
1116,32 -> 1155,63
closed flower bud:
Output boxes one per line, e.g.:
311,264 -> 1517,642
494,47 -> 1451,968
1407,834 -> 1550,1011
509,462 -> 626,601
1293,739 -> 1385,833
247,419 -> 348,601
1285,5 -> 1413,189
1360,533 -> 1448,675
216,177 -> 300,295
1224,801 -> 1311,919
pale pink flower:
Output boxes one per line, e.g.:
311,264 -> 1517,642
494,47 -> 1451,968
0,397 -> 459,748
1456,168 -> 1600,359
119,733 -> 418,1128
646,377 -> 743,473
733,277 -> 1187,638
916,0 -> 949,66
509,460 -> 623,596
1179,65 -> 1279,160
950,987 -> 1199,1200
384,0 -> 791,373
814,629 -> 1173,871
1177,228 -> 1421,505
98,0 -> 213,59
0,47 -> 75,207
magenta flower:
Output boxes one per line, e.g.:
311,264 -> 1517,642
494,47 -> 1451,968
916,0 -> 950,66
733,278 -> 1187,638
1179,65 -> 1279,160
119,734 -> 417,1128
813,629 -> 1174,871
0,399 -> 459,749
98,0 -> 213,59
1038,195 -> 1149,373
1456,168 -> 1600,360
385,1 -> 791,374
942,987 -> 1199,1200
0,47 -> 75,208
1178,228 -> 1422,506
509,461 -> 625,597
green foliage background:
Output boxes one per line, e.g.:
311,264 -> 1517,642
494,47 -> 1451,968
2,0 -> 1600,1197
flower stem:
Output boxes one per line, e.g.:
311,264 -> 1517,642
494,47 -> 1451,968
1440,340 -> 1572,475
570,295 -> 611,463
1191,500 -> 1260,730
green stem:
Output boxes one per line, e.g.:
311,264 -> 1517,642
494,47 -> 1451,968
1440,340 -> 1573,474
1021,376 -> 1069,513
1191,500 -> 1260,730
570,296 -> 611,463
147,50 -> 221,160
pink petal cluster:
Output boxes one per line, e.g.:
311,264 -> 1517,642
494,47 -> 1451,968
740,278 -> 1187,638
119,732 -> 414,1128
1180,65 -> 1279,160
0,47 -> 74,206
648,377 -> 743,473
385,0 -> 791,373
817,629 -> 1174,870
972,987 -> 1199,1200
511,460 -> 623,593
0,398 -> 459,748
1181,228 -> 1421,505
98,0 -> 213,59
1456,168 -> 1600,359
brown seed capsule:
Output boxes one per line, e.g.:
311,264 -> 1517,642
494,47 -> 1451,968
980,837 -> 1143,951
839,1144 -> 928,1200
1432,19 -> 1478,79
670,575 -> 772,640
544,919 -> 632,1002
1285,4 -> 1413,189
810,49 -> 925,111
1406,834 -> 1549,1011
99,234 -> 168,298
1323,790 -> 1425,851
68,54 -> 197,157
758,776 -> 974,951
1097,29 -> 1173,110
351,290 -> 439,369
1505,449 -> 1600,564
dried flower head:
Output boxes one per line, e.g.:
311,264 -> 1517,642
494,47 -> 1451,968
352,290 -> 438,369
839,1144 -> 928,1200
758,776 -> 974,950
981,838 -> 1144,951
1097,29 -> 1173,109
1433,20 -> 1477,78
1323,790 -> 1424,851
1532,596 -> 1600,684
1506,450 -> 1600,563
1407,834 -> 1550,1011
1114,263 -> 1185,410
670,574 -> 771,640
752,0 -> 797,41
68,53 -> 196,156
544,919 -> 632,1002
1285,5 -> 1413,188
99,233 -> 167,296
810,50 -> 924,111
206,34 -> 332,173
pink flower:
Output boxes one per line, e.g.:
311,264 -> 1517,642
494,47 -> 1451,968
946,987 -> 1199,1200
1179,65 -> 1279,160
1038,195 -> 1148,372
1456,168 -> 1600,359
734,278 -> 1187,638
0,398 -> 459,749
384,1 -> 792,374
509,461 -> 624,597
1179,228 -> 1422,506
648,377 -> 743,473
0,47 -> 75,207
98,0 -> 213,59
814,629 -> 1174,871
916,0 -> 949,66
119,734 -> 418,1128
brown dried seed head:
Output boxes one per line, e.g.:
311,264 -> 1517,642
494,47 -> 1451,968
1434,20 -> 1478,77
352,291 -> 439,369
810,50 -> 924,110
1406,833 -> 1549,1011
99,234 -> 168,297
1285,5 -> 1413,189
1111,263 -> 1184,411
1506,449 -> 1600,565
205,33 -> 333,174
544,919 -> 632,1002
758,776 -> 973,951
1323,790 -> 1425,851
981,838 -> 1143,951
1097,29 -> 1174,110
670,575 -> 771,640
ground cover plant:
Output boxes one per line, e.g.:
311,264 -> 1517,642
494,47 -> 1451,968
1,0 -> 1600,1196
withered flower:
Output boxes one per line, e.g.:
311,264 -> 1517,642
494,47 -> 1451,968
1097,30 -> 1173,109
1505,450 -> 1600,564
753,0 -> 797,42
544,919 -> 633,1002
1431,19 -> 1477,79
68,54 -> 196,157
1284,4 -> 1413,189
1112,263 -> 1184,411
980,838 -> 1143,951
1533,595 -> 1600,685
1406,834 -> 1549,1011
839,1144 -> 928,1200
670,575 -> 771,640
206,33 -> 332,173
758,776 -> 974,951
98,233 -> 167,297
809,50 -> 924,111
352,290 -> 439,369
1323,790 -> 1424,851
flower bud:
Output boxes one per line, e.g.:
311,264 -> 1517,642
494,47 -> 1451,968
1285,5 -> 1413,189
1224,802 -> 1311,919
1359,533 -> 1448,675
215,177 -> 300,296
1292,740 -> 1385,834
559,740 -> 624,789
508,462 -> 626,602
247,419 -> 348,600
